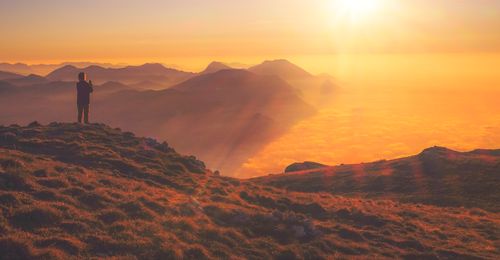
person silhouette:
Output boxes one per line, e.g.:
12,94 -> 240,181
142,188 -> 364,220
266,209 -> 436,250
76,72 -> 93,124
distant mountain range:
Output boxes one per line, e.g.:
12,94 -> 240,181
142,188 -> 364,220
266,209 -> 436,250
200,61 -> 233,74
0,61 -> 325,173
0,71 -> 23,81
0,59 -> 336,94
46,63 -> 195,87
0,62 -> 126,76
4,74 -> 49,86
249,59 -> 313,79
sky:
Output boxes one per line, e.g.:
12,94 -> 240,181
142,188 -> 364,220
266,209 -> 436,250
0,0 -> 499,70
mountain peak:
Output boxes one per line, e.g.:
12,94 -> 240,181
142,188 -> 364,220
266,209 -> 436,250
59,64 -> 78,70
46,65 -> 79,81
201,61 -> 232,74
128,63 -> 172,72
140,63 -> 167,69
249,59 -> 312,79
25,74 -> 44,79
261,59 -> 293,65
85,65 -> 105,70
419,146 -> 456,156
99,81 -> 131,91
46,63 -> 193,85
260,59 -> 305,69
172,69 -> 254,91
208,61 -> 226,66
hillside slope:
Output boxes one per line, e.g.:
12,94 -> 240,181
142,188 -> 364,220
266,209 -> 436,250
248,60 -> 313,79
0,123 -> 498,259
200,62 -> 232,74
252,147 -> 500,212
0,71 -> 23,81
93,69 -> 316,174
3,74 -> 49,86
0,69 -> 315,175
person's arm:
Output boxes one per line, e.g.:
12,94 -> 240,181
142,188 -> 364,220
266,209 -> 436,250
89,80 -> 94,93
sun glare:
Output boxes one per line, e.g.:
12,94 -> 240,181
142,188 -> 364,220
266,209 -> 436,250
332,0 -> 381,22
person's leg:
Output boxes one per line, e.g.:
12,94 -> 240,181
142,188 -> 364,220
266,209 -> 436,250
77,105 -> 83,123
84,104 -> 90,124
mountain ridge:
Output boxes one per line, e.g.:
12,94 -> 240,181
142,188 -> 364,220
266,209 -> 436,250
0,62 -> 127,76
0,71 -> 23,81
249,59 -> 313,79
0,122 -> 497,259
46,63 -> 194,87
200,61 -> 232,74
0,67 -> 316,174
252,146 -> 500,212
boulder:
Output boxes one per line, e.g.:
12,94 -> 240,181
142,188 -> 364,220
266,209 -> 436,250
284,161 -> 327,173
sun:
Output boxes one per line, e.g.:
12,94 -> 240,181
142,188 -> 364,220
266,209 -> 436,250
336,0 -> 380,15
331,0 -> 382,22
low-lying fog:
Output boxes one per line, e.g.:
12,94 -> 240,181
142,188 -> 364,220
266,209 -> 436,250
237,53 -> 500,177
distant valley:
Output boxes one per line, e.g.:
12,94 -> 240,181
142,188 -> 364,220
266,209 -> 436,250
0,60 -> 336,174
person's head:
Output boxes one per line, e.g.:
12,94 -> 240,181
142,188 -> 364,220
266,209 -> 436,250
78,72 -> 86,82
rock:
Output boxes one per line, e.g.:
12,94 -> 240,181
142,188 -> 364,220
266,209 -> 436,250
292,225 -> 306,238
145,138 -> 159,147
284,161 -> 327,173
178,156 -> 206,174
156,141 -> 173,153
27,121 -> 41,127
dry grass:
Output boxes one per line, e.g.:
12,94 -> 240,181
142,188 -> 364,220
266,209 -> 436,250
0,123 -> 498,259
252,147 -> 500,212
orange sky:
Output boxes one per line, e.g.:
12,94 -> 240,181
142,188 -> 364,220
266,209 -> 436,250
1,0 -> 499,70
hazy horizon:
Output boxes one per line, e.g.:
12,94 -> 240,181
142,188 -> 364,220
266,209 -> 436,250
2,53 -> 499,177
2,52 -> 499,78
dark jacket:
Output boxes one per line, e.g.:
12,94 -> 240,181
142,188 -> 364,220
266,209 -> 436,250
76,81 -> 93,105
